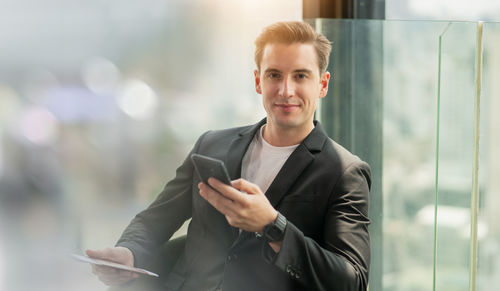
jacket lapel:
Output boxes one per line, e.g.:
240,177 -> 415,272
225,118 -> 266,180
265,121 -> 327,207
224,119 -> 265,238
264,145 -> 314,207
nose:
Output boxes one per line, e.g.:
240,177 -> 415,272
278,76 -> 294,98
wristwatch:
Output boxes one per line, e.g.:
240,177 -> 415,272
263,212 -> 287,242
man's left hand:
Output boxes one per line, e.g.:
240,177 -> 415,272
198,178 -> 278,233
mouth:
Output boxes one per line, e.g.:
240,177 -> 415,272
275,103 -> 300,107
274,103 -> 300,112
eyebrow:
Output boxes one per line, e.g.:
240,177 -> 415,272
293,69 -> 313,74
263,68 -> 313,74
263,68 -> 281,74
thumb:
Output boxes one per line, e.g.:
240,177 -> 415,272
86,247 -> 133,266
85,248 -> 117,261
86,248 -> 106,259
231,178 -> 263,195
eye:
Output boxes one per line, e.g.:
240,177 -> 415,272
295,73 -> 308,80
268,72 -> 281,79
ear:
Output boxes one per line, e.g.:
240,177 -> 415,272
254,69 -> 262,94
319,71 -> 331,99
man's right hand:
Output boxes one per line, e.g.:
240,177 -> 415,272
86,247 -> 139,286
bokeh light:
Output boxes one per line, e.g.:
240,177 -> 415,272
81,57 -> 121,95
17,107 -> 58,145
117,79 -> 158,120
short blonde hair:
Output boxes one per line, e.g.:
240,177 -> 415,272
254,21 -> 332,74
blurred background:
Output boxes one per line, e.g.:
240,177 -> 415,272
0,0 -> 499,290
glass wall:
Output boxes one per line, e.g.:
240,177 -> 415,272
435,21 -> 476,291
315,19 -> 498,291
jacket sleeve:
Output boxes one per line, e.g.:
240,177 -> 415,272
265,161 -> 371,291
115,131 -> 210,268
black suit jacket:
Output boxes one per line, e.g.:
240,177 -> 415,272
117,119 -> 371,291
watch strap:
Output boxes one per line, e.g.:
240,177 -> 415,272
263,211 -> 287,242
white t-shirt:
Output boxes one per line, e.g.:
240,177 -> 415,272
241,125 -> 299,194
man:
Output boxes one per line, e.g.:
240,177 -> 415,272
88,21 -> 371,291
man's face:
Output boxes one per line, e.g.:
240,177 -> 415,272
254,43 -> 330,132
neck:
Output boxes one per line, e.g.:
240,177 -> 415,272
262,122 -> 314,147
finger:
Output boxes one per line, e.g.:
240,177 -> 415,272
86,248 -> 106,259
198,182 -> 237,216
208,178 -> 247,203
198,182 -> 234,213
93,265 -> 120,276
231,178 -> 263,195
99,270 -> 136,281
93,265 -> 139,279
87,247 -> 133,266
86,248 -> 118,261
98,270 -> 137,285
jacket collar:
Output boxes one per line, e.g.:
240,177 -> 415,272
226,118 -> 328,206
236,118 -> 327,152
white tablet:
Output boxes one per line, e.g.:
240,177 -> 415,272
71,254 -> 159,277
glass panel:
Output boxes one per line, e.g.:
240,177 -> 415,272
436,21 -> 477,291
478,22 -> 500,291
0,1 -> 301,290
381,20 -> 452,291
313,18 -> 385,291
316,19 -> 479,291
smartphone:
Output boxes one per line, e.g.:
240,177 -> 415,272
190,154 -> 232,186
